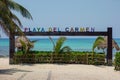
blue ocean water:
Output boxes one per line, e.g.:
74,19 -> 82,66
32,38 -> 95,51
0,38 -> 120,56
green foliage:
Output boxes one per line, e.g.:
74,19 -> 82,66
14,52 -> 105,65
14,54 -> 36,63
49,37 -> 72,54
8,0 -> 33,19
60,46 -> 72,54
115,52 -> 120,70
49,36 -> 55,49
93,54 -> 105,65
0,0 -> 32,36
55,37 -> 66,54
20,40 -> 27,54
92,36 -> 105,52
19,39 -> 37,54
15,51 -> 23,54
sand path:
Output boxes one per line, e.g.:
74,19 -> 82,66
0,58 -> 120,80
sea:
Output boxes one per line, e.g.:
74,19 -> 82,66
0,37 -> 120,56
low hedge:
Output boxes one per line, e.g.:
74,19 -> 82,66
115,52 -> 120,70
13,53 -> 105,65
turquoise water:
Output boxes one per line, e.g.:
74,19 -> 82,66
0,38 -> 120,56
32,38 -> 95,51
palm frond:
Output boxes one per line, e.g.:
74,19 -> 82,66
0,1 -> 10,15
113,40 -> 120,51
49,36 -> 55,51
30,40 -> 38,43
2,16 -> 23,35
27,42 -> 34,48
10,13 -> 23,27
7,0 -> 33,19
20,39 -> 28,54
20,39 -> 26,48
54,37 -> 66,54
28,40 -> 38,48
0,20 -> 10,36
13,23 -> 24,35
0,0 -> 33,37
60,46 -> 72,53
92,36 -> 105,52
1,14 -> 16,33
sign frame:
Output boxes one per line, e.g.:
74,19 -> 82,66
9,27 -> 112,65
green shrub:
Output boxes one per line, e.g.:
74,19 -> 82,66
93,54 -> 105,65
13,54 -> 36,63
13,51 -> 105,65
15,51 -> 23,54
115,52 -> 120,70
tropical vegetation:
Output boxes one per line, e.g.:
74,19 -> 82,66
115,52 -> 120,70
0,0 -> 32,36
92,36 -> 105,53
19,39 -> 37,54
49,36 -> 72,54
14,51 -> 105,65
92,36 -> 120,53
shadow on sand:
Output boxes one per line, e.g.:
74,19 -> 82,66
0,68 -> 32,75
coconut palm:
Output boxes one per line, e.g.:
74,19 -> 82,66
49,36 -> 72,54
0,0 -> 32,36
92,36 -> 120,53
92,36 -> 105,52
19,40 -> 36,54
15,36 -> 37,54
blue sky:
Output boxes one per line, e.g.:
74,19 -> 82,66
1,0 -> 120,38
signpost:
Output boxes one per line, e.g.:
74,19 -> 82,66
9,27 -> 112,65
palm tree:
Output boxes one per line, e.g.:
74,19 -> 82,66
92,36 -> 105,53
0,0 -> 33,63
49,36 -> 72,54
92,36 -> 120,53
0,0 -> 32,36
20,39 -> 37,54
15,36 -> 37,54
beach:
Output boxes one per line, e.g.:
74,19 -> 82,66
1,0 -> 120,80
0,57 -> 120,80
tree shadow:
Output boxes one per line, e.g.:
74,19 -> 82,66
18,63 -> 35,66
93,65 -> 113,69
0,68 -> 32,75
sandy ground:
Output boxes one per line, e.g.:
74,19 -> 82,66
0,57 -> 120,80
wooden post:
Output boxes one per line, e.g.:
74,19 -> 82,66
107,27 -> 112,66
9,33 -> 15,64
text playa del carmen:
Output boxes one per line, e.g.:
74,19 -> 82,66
24,27 -> 95,32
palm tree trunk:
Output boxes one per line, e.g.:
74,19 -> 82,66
9,32 -> 15,64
